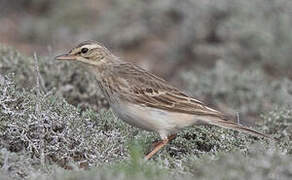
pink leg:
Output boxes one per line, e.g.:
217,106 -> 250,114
145,134 -> 176,160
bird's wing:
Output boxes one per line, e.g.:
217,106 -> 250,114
112,63 -> 226,119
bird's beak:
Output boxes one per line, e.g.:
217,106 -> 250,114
55,53 -> 78,61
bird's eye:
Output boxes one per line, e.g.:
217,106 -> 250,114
81,48 -> 88,54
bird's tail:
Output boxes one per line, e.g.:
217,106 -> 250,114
203,115 -> 277,141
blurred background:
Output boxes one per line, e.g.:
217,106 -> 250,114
1,0 -> 292,123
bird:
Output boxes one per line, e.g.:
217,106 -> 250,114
55,40 -> 274,160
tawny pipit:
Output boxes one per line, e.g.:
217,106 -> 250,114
56,40 -> 274,160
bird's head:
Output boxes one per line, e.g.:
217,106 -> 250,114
55,40 -> 114,66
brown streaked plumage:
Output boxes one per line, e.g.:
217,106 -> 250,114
55,40 -> 276,160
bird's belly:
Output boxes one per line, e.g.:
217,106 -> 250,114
110,102 -> 197,136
